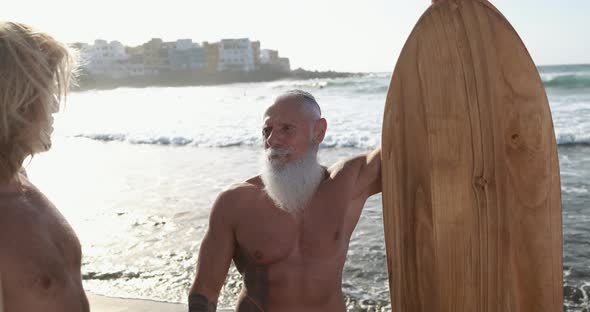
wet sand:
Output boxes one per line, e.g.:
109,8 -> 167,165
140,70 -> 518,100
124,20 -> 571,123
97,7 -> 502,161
88,292 -> 235,312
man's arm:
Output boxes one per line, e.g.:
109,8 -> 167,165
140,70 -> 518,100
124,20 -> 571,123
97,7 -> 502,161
188,190 -> 236,312
330,147 -> 382,200
354,147 -> 382,199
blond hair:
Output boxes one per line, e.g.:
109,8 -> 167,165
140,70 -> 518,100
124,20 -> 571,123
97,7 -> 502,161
0,22 -> 76,182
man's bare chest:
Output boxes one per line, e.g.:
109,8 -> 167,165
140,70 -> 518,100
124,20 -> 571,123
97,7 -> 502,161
233,196 -> 351,267
2,198 -> 81,278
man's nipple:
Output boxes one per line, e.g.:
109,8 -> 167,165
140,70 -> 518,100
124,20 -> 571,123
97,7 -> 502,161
334,230 -> 340,241
37,274 -> 54,290
254,250 -> 263,260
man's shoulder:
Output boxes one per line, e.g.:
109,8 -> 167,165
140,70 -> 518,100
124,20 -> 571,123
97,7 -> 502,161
0,182 -> 55,262
0,186 -> 46,228
0,176 -> 72,243
223,176 -> 262,196
327,155 -> 366,180
213,177 -> 263,208
208,178 -> 263,225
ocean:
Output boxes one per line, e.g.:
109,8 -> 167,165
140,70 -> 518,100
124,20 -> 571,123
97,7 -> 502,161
26,64 -> 590,311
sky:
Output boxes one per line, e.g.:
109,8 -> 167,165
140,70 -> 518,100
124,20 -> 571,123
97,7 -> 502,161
3,0 -> 589,72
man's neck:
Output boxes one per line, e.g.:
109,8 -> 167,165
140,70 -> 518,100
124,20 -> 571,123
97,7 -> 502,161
0,172 -> 25,196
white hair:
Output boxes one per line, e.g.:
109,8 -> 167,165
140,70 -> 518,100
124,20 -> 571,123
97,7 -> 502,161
275,89 -> 321,121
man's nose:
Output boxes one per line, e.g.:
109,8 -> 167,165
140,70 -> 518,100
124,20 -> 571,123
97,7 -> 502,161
49,96 -> 59,113
266,130 -> 283,148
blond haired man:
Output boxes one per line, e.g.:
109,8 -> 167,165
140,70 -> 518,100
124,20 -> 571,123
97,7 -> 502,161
0,22 -> 89,311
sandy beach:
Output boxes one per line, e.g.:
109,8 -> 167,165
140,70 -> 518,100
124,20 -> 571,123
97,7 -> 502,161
88,293 -> 235,312
88,293 -> 185,312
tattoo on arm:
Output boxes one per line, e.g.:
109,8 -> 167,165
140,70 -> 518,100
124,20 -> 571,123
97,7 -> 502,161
235,247 -> 269,312
189,293 -> 216,312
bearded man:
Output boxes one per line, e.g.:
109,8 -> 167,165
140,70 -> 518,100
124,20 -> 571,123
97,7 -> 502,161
188,90 -> 382,312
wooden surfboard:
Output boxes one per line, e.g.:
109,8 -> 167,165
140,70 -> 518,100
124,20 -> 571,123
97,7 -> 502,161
381,0 -> 563,311
0,272 -> 4,312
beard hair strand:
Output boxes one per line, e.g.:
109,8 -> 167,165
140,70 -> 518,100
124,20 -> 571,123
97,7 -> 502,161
260,146 -> 324,214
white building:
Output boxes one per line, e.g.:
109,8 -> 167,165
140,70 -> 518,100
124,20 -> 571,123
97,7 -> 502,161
217,38 -> 255,72
81,40 -> 145,79
278,57 -> 291,72
112,55 -> 145,77
259,49 -> 290,72
260,49 -> 278,65
84,40 -> 125,76
175,39 -> 193,51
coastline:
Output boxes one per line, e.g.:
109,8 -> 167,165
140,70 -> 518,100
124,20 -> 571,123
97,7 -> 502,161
87,293 -> 234,312
73,68 -> 363,92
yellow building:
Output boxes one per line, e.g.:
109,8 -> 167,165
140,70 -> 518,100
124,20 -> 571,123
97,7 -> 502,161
202,41 -> 220,74
142,38 -> 163,75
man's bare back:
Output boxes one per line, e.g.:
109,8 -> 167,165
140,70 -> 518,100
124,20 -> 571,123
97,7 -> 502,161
189,90 -> 381,312
0,174 -> 89,312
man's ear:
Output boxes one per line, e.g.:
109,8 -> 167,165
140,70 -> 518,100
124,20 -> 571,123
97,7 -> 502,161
313,118 -> 327,144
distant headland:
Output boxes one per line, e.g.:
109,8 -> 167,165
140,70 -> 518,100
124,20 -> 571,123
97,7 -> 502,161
71,37 -> 360,91
75,68 -> 359,91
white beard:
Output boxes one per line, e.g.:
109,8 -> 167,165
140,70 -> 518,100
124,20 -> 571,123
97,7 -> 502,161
260,146 -> 325,214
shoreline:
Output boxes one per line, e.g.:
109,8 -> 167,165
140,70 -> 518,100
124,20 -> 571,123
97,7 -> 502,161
87,293 -> 234,312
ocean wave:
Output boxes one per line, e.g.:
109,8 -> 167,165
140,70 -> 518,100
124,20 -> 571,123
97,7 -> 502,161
273,71 -> 590,93
73,132 -> 590,148
270,80 -> 331,89
270,75 -> 391,94
561,186 -> 588,194
556,132 -> 590,146
542,74 -> 590,89
74,133 -> 377,149
83,270 -> 142,280
74,133 -> 254,148
271,79 -> 374,90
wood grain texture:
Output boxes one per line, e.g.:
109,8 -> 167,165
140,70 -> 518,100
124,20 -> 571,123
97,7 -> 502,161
381,0 -> 563,311
0,272 -> 4,312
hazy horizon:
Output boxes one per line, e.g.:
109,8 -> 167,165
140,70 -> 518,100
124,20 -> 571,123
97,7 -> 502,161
4,0 -> 589,72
